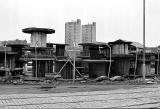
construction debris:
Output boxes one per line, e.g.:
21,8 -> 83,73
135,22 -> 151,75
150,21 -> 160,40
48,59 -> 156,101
110,76 -> 125,81
95,76 -> 108,82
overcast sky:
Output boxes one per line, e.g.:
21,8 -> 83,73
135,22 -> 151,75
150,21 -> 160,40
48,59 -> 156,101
0,0 -> 160,46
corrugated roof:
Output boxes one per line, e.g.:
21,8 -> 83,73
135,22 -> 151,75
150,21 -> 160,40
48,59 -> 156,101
131,42 -> 143,48
109,39 -> 132,44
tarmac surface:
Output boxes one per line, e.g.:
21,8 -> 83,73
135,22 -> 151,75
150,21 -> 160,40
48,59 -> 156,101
0,84 -> 160,108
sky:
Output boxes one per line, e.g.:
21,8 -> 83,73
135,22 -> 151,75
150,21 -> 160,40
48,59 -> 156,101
0,0 -> 160,47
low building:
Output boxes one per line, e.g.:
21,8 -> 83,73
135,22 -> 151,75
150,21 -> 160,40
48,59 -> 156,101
0,39 -> 27,77
21,47 -> 55,77
109,39 -> 134,76
78,42 -> 112,78
52,43 -> 73,79
109,39 -> 158,77
50,42 -> 112,79
21,27 -> 56,78
136,47 -> 158,76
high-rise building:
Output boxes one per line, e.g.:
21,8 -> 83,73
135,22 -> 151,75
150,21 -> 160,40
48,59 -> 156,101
65,19 -> 81,50
82,22 -> 96,43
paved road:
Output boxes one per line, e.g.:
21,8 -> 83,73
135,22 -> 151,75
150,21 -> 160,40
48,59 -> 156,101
0,85 -> 160,108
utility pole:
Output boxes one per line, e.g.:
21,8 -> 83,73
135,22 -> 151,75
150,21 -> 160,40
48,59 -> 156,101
142,0 -> 146,80
4,42 -> 7,78
157,47 -> 159,75
68,48 -> 78,84
73,52 -> 76,84
35,41 -> 38,79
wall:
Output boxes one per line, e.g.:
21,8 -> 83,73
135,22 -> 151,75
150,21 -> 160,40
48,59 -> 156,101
89,63 -> 106,78
112,44 -> 128,54
112,59 -> 130,76
30,32 -> 47,47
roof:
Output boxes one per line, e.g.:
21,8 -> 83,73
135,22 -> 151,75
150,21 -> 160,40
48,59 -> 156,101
6,39 -> 27,46
79,42 -> 108,46
130,42 -> 143,48
22,27 -> 55,34
109,39 -> 132,44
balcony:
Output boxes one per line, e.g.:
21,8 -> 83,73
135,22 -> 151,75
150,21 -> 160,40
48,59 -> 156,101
78,51 -> 108,59
21,54 -> 55,59
78,51 -> 90,58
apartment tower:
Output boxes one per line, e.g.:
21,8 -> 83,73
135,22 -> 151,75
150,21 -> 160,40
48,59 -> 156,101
82,22 -> 96,43
65,19 -> 81,50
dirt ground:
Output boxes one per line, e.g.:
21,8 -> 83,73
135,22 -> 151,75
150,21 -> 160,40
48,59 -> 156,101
0,80 -> 154,95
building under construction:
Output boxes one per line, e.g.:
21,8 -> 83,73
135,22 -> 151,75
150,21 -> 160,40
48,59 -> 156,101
22,27 -> 55,78
52,42 -> 112,79
20,37 -> 160,79
0,28 -> 159,80
109,39 -> 158,78
0,39 -> 27,77
78,42 -> 112,78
